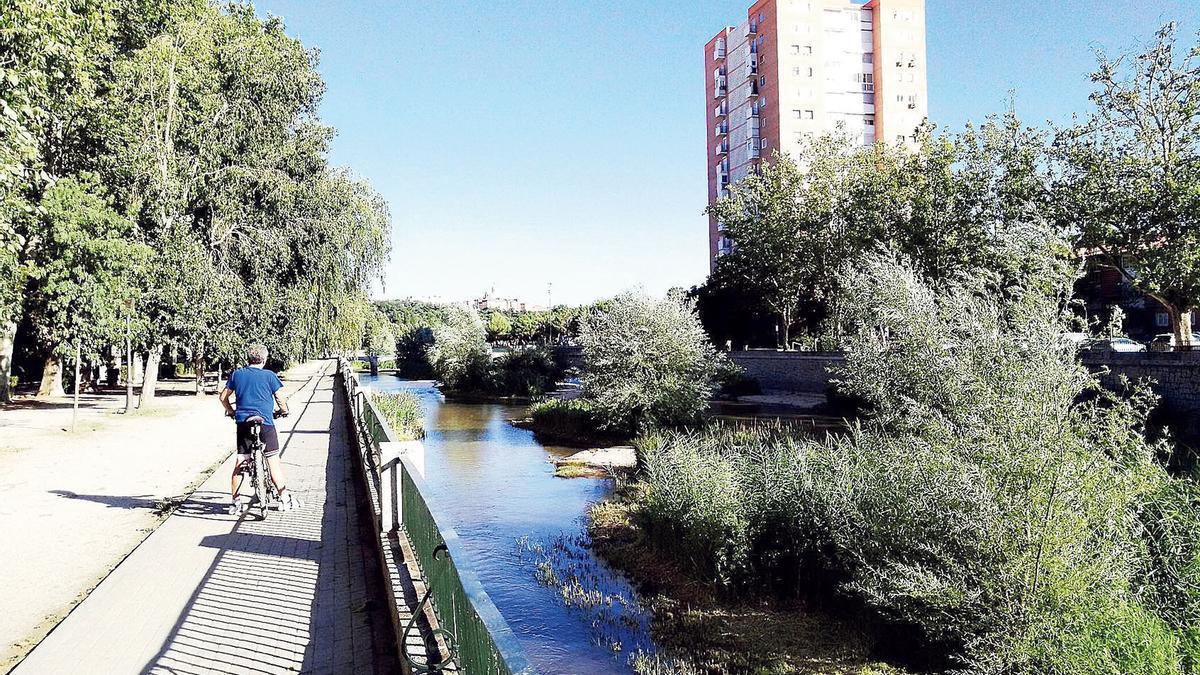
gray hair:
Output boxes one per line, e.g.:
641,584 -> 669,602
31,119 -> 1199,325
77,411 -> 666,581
248,344 -> 269,365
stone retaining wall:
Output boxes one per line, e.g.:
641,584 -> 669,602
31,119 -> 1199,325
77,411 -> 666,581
730,349 -> 1200,443
1080,351 -> 1200,444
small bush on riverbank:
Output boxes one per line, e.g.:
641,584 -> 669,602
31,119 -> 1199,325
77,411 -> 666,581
491,347 -> 560,397
527,398 -> 605,444
580,291 -> 730,435
370,391 -> 425,440
617,256 -> 1200,673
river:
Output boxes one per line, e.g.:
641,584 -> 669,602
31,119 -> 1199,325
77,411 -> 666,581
358,374 -> 655,673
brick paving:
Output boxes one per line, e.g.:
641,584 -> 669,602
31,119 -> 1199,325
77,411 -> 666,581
12,363 -> 401,675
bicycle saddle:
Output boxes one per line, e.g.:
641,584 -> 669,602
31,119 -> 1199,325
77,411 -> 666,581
245,415 -> 266,424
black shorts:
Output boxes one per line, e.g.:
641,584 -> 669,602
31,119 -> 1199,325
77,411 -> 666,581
236,422 -> 280,458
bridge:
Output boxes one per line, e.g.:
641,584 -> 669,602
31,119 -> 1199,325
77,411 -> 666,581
8,360 -> 530,675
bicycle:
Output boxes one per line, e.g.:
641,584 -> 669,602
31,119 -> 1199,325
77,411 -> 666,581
231,409 -> 288,520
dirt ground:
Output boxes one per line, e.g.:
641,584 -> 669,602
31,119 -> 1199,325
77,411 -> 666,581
0,361 -> 328,673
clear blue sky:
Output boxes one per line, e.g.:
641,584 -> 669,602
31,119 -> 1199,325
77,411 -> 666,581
253,0 -> 1200,306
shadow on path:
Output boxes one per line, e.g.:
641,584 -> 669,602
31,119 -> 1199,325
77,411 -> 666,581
135,374 -> 399,675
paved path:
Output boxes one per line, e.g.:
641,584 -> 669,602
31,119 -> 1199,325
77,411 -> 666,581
0,360 -> 332,670
12,363 -> 400,675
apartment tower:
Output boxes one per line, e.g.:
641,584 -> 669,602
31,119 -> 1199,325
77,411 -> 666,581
706,0 -> 928,265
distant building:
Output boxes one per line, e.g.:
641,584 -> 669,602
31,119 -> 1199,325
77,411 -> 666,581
706,0 -> 928,267
1075,257 -> 1180,341
473,290 -> 543,313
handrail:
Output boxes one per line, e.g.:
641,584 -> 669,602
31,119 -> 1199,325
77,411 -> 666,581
336,358 -> 534,675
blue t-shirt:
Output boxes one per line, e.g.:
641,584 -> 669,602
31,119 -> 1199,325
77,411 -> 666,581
226,367 -> 283,425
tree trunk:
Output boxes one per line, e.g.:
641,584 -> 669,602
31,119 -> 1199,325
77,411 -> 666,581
140,343 -> 164,406
193,353 -> 204,396
1178,310 -> 1194,349
37,354 -> 65,398
779,314 -> 790,351
0,319 -> 16,403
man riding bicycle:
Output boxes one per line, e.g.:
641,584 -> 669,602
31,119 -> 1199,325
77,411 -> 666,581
219,344 -> 302,514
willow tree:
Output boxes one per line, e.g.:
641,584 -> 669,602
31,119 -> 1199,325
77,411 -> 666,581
1055,23 -> 1200,347
109,3 -> 326,401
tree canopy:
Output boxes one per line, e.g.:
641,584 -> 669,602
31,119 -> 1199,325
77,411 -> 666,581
0,1 -> 391,402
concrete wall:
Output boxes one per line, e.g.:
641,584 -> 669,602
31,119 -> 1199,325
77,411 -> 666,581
729,350 -> 845,393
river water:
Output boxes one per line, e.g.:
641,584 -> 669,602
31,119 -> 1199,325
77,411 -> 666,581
358,375 -> 655,673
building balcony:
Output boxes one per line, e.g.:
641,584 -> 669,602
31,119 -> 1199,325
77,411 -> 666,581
716,221 -> 729,233
714,102 -> 728,118
715,123 -> 728,137
716,142 -> 729,156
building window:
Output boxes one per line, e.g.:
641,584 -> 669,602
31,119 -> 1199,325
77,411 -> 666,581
804,110 -> 814,119
791,44 -> 800,55
760,75 -> 766,86
1156,313 -> 1170,327
804,45 -> 813,54
793,109 -> 804,119
792,66 -> 801,75
807,67 -> 814,77
865,115 -> 875,126
864,53 -> 874,64
863,92 -> 875,104
761,138 -> 769,149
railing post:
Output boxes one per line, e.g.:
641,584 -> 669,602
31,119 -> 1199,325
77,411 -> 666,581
379,446 -> 401,533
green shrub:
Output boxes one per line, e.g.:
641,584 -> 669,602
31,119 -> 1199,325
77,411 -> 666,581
174,362 -> 187,378
491,347 -> 560,397
528,398 -> 601,441
370,391 -> 425,441
580,291 -> 730,434
625,255 -> 1200,671
8,376 -> 16,390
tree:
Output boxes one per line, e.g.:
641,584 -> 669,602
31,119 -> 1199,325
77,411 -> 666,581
485,311 -> 513,343
364,309 -> 395,357
579,291 -> 726,433
512,311 -> 542,346
0,0 -> 117,401
428,306 -> 490,391
709,115 -> 1072,349
1055,23 -> 1200,347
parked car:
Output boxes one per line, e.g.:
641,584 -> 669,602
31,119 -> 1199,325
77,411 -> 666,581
1148,333 -> 1200,352
1081,337 -> 1147,353
1060,332 -> 1090,349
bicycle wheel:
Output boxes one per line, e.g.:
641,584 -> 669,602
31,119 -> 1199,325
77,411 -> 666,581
254,446 -> 270,521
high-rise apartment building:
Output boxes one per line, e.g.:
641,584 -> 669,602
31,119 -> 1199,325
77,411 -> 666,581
705,0 -> 928,265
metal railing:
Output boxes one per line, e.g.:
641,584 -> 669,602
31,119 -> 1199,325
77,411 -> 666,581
337,359 -> 533,675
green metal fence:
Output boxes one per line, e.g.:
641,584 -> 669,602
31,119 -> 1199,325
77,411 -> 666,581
339,359 -> 533,675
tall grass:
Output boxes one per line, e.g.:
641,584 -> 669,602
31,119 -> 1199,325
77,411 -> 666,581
370,391 -> 425,441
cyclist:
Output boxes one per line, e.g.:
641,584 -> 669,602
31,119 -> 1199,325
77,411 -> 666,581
219,344 -> 302,514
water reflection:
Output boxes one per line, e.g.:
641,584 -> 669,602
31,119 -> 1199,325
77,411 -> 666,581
360,375 -> 653,673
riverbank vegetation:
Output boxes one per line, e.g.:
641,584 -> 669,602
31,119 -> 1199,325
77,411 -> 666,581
600,256 -> 1200,673
520,291 -> 732,445
425,306 -> 563,400
1,1 -> 390,403
370,391 -> 424,441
